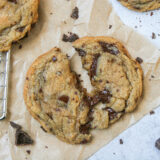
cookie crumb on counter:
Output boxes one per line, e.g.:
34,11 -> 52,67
150,110 -> 155,115
152,32 -> 156,39
71,7 -> 79,20
26,150 -> 31,155
155,138 -> 160,150
119,139 -> 123,144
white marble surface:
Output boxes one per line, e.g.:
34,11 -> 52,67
89,0 -> 160,159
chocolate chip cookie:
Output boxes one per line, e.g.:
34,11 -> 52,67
0,0 -> 39,51
73,36 -> 143,129
118,0 -> 160,12
23,48 -> 92,144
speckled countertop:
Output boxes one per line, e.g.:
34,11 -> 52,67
89,1 -> 160,159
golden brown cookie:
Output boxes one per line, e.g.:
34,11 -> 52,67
118,0 -> 160,12
23,48 -> 92,144
73,36 -> 143,129
0,0 -> 39,52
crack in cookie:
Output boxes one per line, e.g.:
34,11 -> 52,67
73,36 -> 143,129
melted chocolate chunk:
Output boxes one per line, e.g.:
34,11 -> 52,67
90,54 -> 100,79
155,138 -> 160,150
15,130 -> 34,145
71,7 -> 79,20
62,32 -> 79,42
136,57 -> 143,64
80,139 -> 88,144
52,56 -> 57,62
85,89 -> 112,107
8,0 -> 17,4
16,26 -> 25,32
98,41 -> 119,55
105,107 -> 117,121
99,90 -> 112,103
75,48 -> 86,57
58,95 -> 69,103
40,126 -> 47,132
79,123 -> 91,134
10,121 -> 22,130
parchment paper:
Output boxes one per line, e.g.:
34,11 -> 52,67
1,0 -> 160,160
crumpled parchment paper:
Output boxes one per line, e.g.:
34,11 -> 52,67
1,0 -> 160,160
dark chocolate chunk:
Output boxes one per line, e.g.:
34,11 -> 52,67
152,32 -> 156,39
8,0 -> 17,4
62,32 -> 79,42
90,54 -> 100,79
136,57 -> 143,64
58,95 -> 69,103
40,126 -> 47,132
151,75 -> 155,78
52,56 -> 57,62
71,7 -> 79,20
15,129 -> 34,145
26,150 -> 31,155
80,123 -> 91,134
16,26 -> 25,32
155,138 -> 160,150
45,145 -> 48,149
150,110 -> 155,115
98,41 -> 119,55
10,121 -> 22,130
150,12 -> 153,16
105,107 -> 117,121
119,139 -> 123,144
75,48 -> 86,57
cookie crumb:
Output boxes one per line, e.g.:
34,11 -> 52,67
109,25 -> 112,29
155,138 -> 160,150
18,44 -> 23,49
136,57 -> 143,64
150,12 -> 154,16
150,110 -> 155,115
45,145 -> 48,149
71,7 -> 79,20
26,150 -> 31,155
152,32 -> 156,39
151,75 -> 155,78
119,139 -> 123,144
50,12 -> 53,15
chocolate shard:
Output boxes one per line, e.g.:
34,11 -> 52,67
8,0 -> 17,4
136,57 -> 143,64
10,121 -> 22,130
119,139 -> 123,144
90,54 -> 100,79
155,138 -> 160,150
98,41 -> 119,55
71,7 -> 79,20
104,107 -> 117,121
15,129 -> 34,145
62,32 -> 79,42
58,95 -> 69,103
75,48 -> 86,57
